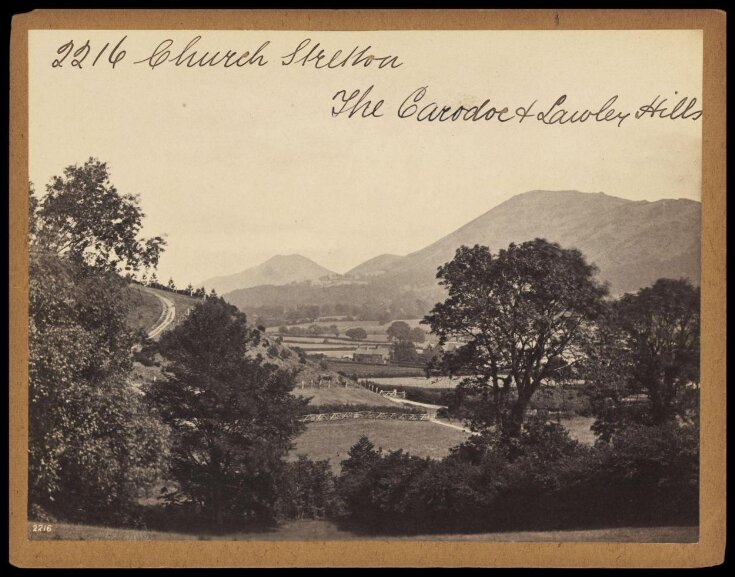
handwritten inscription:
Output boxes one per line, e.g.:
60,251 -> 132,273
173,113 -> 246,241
134,36 -> 270,69
282,38 -> 402,69
51,35 -> 403,71
52,36 -> 127,69
336,86 -> 702,127
332,85 -> 384,118
47,35 -> 703,127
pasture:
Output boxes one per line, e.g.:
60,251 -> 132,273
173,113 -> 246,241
289,420 -> 469,473
326,360 -> 426,378
367,376 -> 465,389
292,386 -> 396,407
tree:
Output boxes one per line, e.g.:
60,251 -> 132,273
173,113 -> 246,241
345,327 -> 368,341
584,279 -> 700,439
28,171 -> 168,522
409,327 -> 426,343
329,324 -> 340,337
34,158 -> 165,274
276,456 -> 341,520
386,321 -> 411,341
391,339 -> 419,363
185,283 -> 194,296
424,240 -> 606,437
147,297 -> 307,526
167,278 -> 176,291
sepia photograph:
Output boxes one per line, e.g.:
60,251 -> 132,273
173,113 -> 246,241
9,9 -> 726,568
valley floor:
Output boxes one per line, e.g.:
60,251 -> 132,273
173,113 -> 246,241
28,520 -> 698,543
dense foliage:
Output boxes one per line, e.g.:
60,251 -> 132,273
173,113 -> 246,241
584,279 -> 700,441
276,456 -> 342,520
424,240 -> 607,436
335,418 -> 698,534
146,297 -> 307,527
28,162 -> 168,523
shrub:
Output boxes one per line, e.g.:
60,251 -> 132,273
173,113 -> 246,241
334,418 -> 699,534
276,456 -> 343,520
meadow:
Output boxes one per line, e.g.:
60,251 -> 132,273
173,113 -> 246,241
289,420 -> 469,473
326,360 -> 426,378
292,386 -> 396,407
367,376 -> 465,389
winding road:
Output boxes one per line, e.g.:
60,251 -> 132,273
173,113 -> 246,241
143,288 -> 176,340
383,395 -> 473,433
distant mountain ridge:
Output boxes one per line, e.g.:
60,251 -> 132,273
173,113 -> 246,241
374,190 -> 701,295
201,254 -> 336,295
223,190 -> 701,313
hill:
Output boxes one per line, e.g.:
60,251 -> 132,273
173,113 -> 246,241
224,190 -> 701,317
201,254 -> 336,295
377,190 -> 700,295
346,254 -> 405,278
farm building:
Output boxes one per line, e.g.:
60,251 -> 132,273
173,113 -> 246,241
353,345 -> 391,364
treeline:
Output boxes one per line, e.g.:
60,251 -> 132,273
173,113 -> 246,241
231,289 -> 432,326
331,421 -> 697,534
130,275 -> 211,299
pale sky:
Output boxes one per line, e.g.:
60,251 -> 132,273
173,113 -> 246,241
29,30 -> 703,285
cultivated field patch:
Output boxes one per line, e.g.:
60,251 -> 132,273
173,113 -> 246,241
289,419 -> 469,473
292,386 -> 395,407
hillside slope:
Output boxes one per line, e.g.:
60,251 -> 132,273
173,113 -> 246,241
346,254 -> 405,278
375,190 -> 700,296
202,254 -> 336,295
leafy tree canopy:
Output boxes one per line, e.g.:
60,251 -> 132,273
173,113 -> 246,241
584,278 -> 700,440
424,239 -> 607,436
148,296 -> 307,526
32,157 -> 165,274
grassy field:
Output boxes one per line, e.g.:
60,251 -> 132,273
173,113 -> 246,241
145,287 -> 202,332
367,376 -> 465,389
292,386 -> 396,407
28,520 -> 698,542
125,285 -> 202,335
289,420 -> 469,473
327,360 -> 426,378
282,343 -> 357,350
556,416 -> 597,445
125,285 -> 162,333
